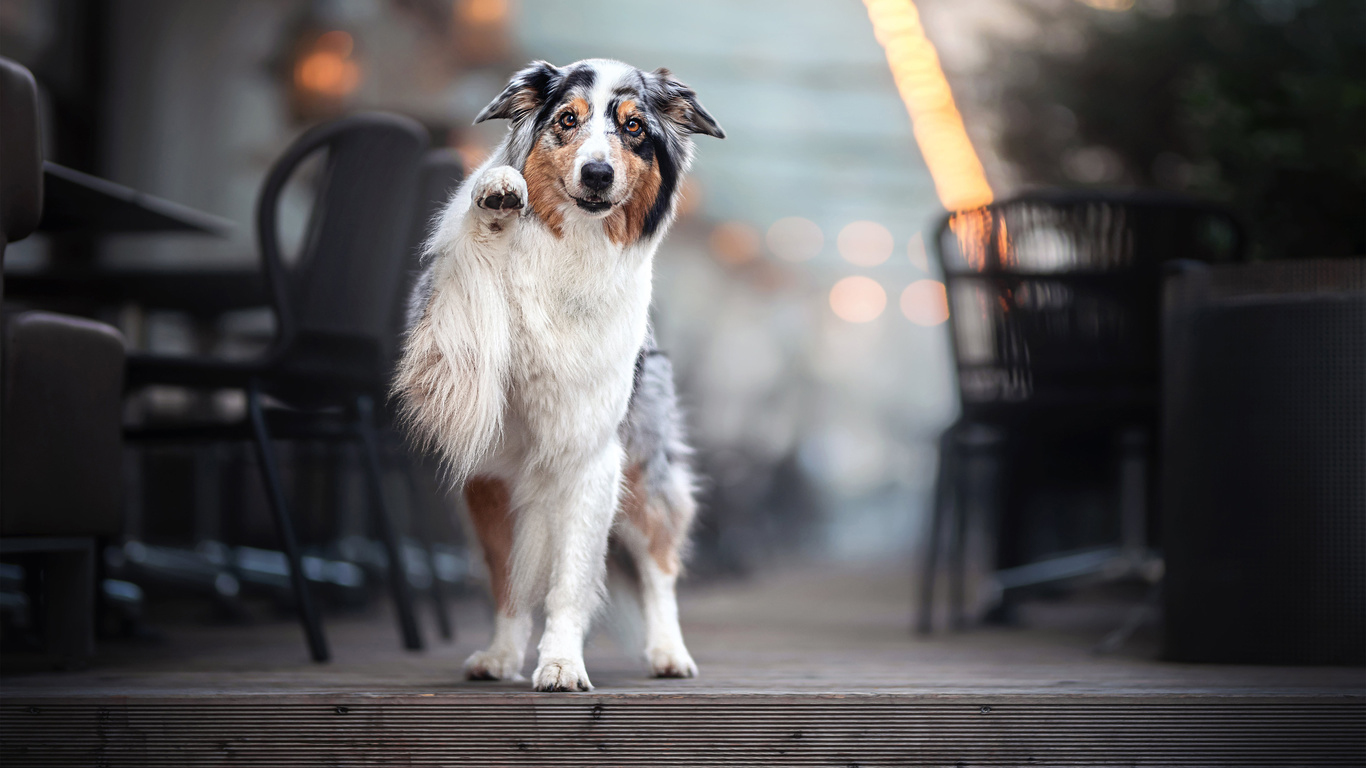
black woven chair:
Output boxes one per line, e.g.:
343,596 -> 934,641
918,189 -> 1246,632
125,114 -> 430,662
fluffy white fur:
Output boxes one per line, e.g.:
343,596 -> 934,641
396,59 -> 721,691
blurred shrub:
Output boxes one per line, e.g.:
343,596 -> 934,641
993,0 -> 1365,260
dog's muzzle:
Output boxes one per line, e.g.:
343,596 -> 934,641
580,161 -> 614,192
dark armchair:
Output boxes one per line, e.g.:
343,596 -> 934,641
1,56 -> 127,665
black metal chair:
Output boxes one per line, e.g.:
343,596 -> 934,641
917,189 -> 1246,633
125,114 -> 430,662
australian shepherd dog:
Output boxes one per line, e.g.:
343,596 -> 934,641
395,59 -> 723,691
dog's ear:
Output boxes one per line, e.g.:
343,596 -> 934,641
648,68 -> 725,139
475,61 -> 563,124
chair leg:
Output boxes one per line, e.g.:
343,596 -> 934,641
917,427 -> 956,634
43,540 -> 96,668
406,462 -> 454,641
356,395 -> 423,651
950,423 -> 983,628
248,381 -> 329,663
949,435 -> 973,632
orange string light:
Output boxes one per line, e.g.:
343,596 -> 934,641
861,0 -> 994,211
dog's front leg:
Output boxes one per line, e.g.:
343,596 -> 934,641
521,442 -> 624,692
467,165 -> 528,233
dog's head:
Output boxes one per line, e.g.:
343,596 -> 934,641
475,59 -> 723,245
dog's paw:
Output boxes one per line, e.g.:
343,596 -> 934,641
647,645 -> 698,679
472,166 -> 527,217
463,649 -> 525,682
532,657 -> 593,692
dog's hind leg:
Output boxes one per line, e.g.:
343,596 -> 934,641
461,476 -> 531,681
615,462 -> 698,678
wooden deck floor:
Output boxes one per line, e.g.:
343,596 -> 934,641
3,562 -> 1363,765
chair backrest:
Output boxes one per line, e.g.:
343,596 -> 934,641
0,56 -> 44,258
256,113 -> 429,388
934,189 -> 1246,419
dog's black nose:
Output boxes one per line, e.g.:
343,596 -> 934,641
581,162 -> 614,192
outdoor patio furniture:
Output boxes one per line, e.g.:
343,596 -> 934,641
37,161 -> 235,235
1161,259 -> 1365,665
124,113 -> 430,662
1,57 -> 128,665
1,312 -> 126,664
0,56 -> 43,302
919,189 -> 1246,632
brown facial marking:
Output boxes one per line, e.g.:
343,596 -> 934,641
621,463 -> 681,575
463,476 -> 515,613
524,142 -> 568,238
604,154 -> 661,247
523,97 -> 591,239
603,99 -> 661,246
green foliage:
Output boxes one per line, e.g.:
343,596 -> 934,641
993,0 -> 1366,259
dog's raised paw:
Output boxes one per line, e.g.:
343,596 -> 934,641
473,166 -> 527,217
532,658 -> 592,692
647,646 -> 698,679
463,649 -> 525,682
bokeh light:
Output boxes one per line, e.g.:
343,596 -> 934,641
766,217 -> 823,262
829,276 -> 887,323
900,279 -> 950,326
1076,0 -> 1134,10
294,31 -> 360,98
459,0 -> 510,24
675,177 -> 704,218
838,221 -> 894,267
710,221 -> 762,266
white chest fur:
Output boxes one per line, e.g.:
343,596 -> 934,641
497,218 -> 656,461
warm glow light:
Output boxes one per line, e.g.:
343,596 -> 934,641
861,0 -> 993,210
830,276 -> 887,323
766,217 -> 823,262
837,221 -> 895,267
295,31 -> 360,98
948,208 -> 993,271
907,231 -> 930,272
676,177 -> 703,218
900,279 -> 950,326
459,0 -> 509,24
1076,0 -> 1134,9
710,221 -> 762,265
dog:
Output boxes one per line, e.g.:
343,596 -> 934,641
395,59 -> 723,692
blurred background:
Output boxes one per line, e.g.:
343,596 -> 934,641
1,0 -> 1362,668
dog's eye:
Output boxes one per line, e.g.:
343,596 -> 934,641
624,118 -> 642,135
558,112 -> 577,130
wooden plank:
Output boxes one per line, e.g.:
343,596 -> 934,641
3,693 -> 1363,766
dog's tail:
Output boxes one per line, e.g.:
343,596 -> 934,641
393,231 -> 511,484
